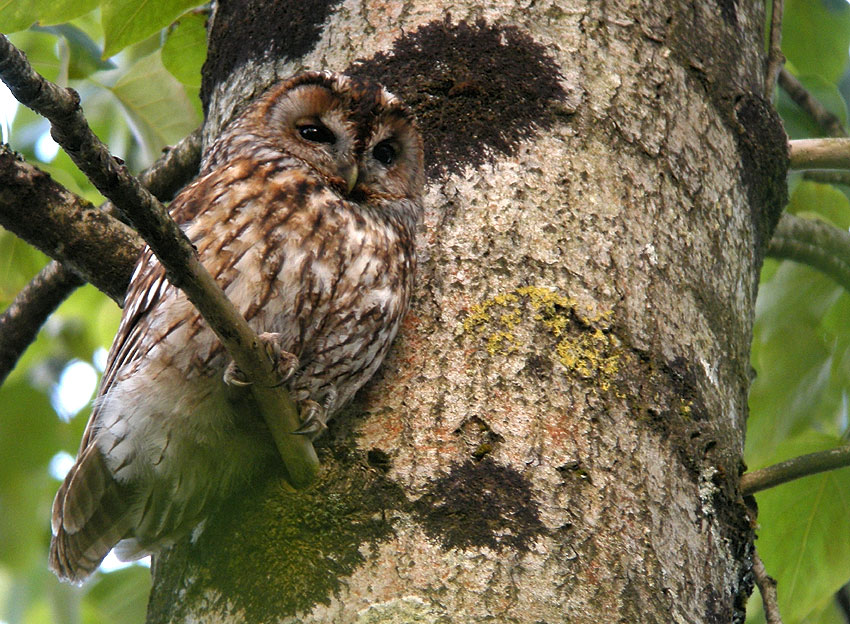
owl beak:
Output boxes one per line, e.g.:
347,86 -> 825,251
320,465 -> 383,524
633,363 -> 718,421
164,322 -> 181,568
340,163 -> 359,194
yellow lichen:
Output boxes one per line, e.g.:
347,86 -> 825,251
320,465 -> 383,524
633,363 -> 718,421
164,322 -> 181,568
461,286 -> 620,391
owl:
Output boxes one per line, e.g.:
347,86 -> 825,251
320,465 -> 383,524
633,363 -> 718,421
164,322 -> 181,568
48,71 -> 424,583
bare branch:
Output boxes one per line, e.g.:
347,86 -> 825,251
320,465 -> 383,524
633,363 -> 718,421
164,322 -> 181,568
136,128 -> 202,206
802,170 -> 850,186
0,129 -> 200,389
0,261 -> 83,385
0,145 -> 143,303
0,35 -> 318,488
753,550 -> 784,624
779,69 -> 847,138
789,138 -> 850,170
740,444 -> 850,496
764,0 -> 784,98
767,212 -> 850,293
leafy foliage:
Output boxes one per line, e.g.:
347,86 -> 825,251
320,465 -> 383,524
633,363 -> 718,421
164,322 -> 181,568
745,2 -> 850,623
0,3 -> 204,622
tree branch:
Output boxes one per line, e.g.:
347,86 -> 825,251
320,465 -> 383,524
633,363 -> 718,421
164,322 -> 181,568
740,445 -> 850,496
0,261 -> 83,385
0,145 -> 143,303
764,0 -> 784,98
802,170 -> 850,186
753,549 -> 784,624
767,212 -> 850,293
779,69 -> 847,138
0,35 -> 318,488
0,129 -> 201,389
789,138 -> 850,170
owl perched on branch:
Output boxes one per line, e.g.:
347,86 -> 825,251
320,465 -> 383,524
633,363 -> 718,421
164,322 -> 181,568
49,71 -> 424,583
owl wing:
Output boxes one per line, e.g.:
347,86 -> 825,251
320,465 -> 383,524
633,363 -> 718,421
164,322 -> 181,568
49,173 -> 207,583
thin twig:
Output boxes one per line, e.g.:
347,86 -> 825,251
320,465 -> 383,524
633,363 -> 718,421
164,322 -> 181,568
753,549 -> 784,624
0,34 -> 318,488
767,212 -> 850,293
0,261 -> 83,385
802,170 -> 850,186
764,0 -> 785,98
779,69 -> 847,138
740,444 -> 850,496
789,138 -> 850,170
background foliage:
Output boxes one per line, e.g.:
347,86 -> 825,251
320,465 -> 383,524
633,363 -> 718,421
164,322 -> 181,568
0,1 -> 848,622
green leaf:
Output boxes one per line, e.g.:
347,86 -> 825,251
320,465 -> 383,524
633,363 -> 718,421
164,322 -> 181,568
0,0 -> 39,33
102,0 -> 204,58
746,261 -> 850,468
161,12 -> 207,87
0,380 -> 60,570
786,180 -> 850,229
783,0 -> 850,83
33,0 -> 98,27
754,431 -> 850,622
109,48 -> 201,163
35,25 -> 115,79
84,566 -> 150,623
0,0 -> 98,33
776,74 -> 849,139
7,31 -> 63,83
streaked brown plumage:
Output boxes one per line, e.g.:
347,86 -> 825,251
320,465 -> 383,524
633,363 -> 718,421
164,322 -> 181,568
49,71 -> 424,583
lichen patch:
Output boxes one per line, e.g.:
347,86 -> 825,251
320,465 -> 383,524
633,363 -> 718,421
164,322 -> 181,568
460,286 -> 621,391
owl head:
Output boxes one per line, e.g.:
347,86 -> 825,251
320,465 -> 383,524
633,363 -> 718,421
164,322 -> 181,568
240,72 -> 424,213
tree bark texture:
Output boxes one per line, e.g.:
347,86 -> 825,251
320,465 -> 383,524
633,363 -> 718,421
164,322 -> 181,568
147,0 -> 787,622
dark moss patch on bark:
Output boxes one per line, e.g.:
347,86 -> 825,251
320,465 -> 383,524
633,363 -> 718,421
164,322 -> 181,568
733,94 -> 789,260
348,18 -> 566,178
147,458 -> 404,622
201,0 -> 340,111
414,457 -> 546,552
663,6 -> 788,267
612,347 -> 754,624
715,0 -> 737,25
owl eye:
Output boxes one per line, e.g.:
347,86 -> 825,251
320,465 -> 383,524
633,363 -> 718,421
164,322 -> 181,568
372,141 -> 396,166
298,124 -> 336,144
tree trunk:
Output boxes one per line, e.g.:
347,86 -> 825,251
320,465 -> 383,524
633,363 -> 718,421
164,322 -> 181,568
146,0 -> 787,621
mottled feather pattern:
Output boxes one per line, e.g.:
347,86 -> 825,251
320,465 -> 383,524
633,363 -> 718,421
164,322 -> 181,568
49,72 -> 424,583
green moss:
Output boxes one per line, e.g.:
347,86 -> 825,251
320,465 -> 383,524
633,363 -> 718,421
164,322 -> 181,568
152,459 -> 405,622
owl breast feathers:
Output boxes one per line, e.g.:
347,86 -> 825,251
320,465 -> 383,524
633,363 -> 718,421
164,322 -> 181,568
49,71 -> 424,583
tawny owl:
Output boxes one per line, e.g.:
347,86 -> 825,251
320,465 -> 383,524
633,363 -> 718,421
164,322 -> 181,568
49,71 -> 424,583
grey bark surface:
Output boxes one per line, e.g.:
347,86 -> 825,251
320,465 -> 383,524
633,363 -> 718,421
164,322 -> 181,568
147,0 -> 787,622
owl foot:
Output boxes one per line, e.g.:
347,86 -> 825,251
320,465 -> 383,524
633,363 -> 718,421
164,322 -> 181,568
292,387 -> 338,440
223,332 -> 299,387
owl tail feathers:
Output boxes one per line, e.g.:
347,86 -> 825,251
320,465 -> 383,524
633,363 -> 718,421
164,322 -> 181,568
49,445 -> 134,584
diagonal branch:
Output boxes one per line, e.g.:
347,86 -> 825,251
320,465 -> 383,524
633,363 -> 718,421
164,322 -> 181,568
0,261 -> 83,386
767,212 -> 850,293
0,145 -> 143,303
0,129 -> 201,388
753,549 -> 784,624
740,444 -> 850,496
0,35 -> 318,488
764,0 -> 784,98
778,69 -> 847,138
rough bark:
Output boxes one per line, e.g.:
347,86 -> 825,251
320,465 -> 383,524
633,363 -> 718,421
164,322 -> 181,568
147,0 -> 787,622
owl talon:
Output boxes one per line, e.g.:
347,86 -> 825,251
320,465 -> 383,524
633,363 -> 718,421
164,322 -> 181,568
223,362 -> 251,387
292,400 -> 328,440
223,332 -> 299,387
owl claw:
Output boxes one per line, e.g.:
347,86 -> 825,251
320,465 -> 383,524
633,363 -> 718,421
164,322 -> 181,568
223,332 -> 299,387
292,400 -> 328,439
